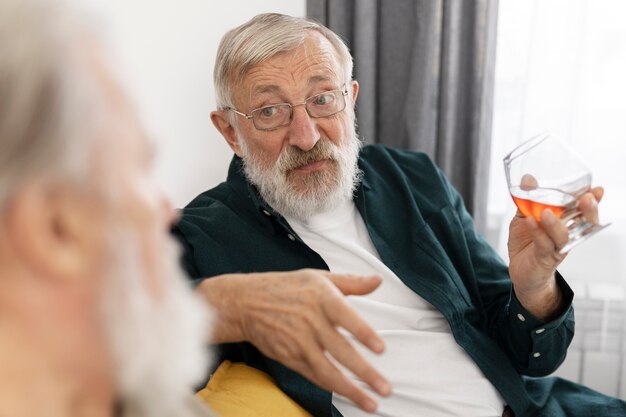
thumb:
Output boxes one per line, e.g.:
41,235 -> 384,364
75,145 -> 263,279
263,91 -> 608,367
324,272 -> 382,295
591,186 -> 604,203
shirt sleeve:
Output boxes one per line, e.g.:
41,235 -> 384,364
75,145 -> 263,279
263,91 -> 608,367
504,272 -> 575,376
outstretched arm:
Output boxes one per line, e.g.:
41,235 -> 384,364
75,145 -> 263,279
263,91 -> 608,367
195,269 -> 392,413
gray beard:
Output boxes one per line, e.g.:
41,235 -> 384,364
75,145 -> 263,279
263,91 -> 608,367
238,133 -> 362,221
100,230 -> 212,417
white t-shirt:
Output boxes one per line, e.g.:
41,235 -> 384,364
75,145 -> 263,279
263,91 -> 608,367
285,199 -> 504,417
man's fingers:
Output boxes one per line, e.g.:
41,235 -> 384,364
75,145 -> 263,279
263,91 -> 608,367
319,325 -> 391,397
520,174 -> 538,191
578,192 -> 600,224
300,346 -> 379,413
324,272 -> 383,296
538,210 -> 569,252
322,296 -> 385,354
591,186 -> 604,203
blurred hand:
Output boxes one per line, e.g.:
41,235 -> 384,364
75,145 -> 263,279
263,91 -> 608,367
197,269 -> 391,413
507,175 -> 604,320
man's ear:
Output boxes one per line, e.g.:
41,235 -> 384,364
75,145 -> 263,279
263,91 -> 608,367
211,110 -> 243,157
350,80 -> 359,106
5,182 -> 99,282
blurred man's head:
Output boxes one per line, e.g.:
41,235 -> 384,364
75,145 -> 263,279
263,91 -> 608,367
210,14 -> 362,221
0,1 -> 210,416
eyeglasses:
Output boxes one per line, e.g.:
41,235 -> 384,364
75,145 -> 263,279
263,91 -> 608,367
224,84 -> 349,131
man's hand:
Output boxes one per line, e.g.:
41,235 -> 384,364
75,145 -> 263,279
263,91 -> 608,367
507,182 -> 604,321
196,269 -> 391,413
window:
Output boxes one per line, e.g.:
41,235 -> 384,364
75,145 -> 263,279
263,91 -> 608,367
489,0 -> 626,398
488,0 -> 626,278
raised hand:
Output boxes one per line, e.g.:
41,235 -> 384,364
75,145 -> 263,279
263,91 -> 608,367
196,269 -> 391,412
507,177 -> 604,320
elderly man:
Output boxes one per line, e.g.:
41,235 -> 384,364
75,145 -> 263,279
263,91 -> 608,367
0,1 -> 216,416
174,12 -> 626,417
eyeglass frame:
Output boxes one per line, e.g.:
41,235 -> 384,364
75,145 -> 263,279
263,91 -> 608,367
223,83 -> 350,131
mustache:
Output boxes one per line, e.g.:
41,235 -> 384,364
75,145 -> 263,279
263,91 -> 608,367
277,139 -> 337,172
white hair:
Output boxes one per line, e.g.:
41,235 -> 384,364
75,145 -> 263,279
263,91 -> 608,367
0,0 -> 101,210
214,13 -> 354,111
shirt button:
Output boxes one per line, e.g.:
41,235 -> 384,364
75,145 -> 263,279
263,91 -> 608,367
533,352 -> 541,358
287,234 -> 296,241
262,210 -> 271,216
535,328 -> 546,334
516,313 -> 526,322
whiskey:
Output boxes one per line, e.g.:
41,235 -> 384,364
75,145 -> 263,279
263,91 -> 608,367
510,186 -> 577,222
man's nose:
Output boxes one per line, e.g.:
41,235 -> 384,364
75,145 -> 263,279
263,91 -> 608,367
287,104 -> 320,151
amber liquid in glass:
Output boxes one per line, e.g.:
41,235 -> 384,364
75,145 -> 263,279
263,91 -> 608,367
510,186 -> 577,222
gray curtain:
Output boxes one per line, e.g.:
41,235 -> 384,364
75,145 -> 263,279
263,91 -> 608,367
307,0 -> 499,233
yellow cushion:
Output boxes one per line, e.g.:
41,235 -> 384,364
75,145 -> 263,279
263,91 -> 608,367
196,360 -> 313,417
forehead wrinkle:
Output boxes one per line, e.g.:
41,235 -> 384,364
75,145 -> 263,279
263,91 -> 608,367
242,66 -> 291,107
300,36 -> 341,81
239,34 -> 343,108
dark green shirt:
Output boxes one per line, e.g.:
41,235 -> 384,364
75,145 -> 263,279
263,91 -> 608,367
174,145 -> 622,417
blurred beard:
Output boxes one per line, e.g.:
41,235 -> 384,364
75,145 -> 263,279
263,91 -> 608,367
239,126 -> 362,221
99,230 -> 212,417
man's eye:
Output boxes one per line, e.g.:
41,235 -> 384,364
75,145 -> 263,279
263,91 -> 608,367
313,93 -> 334,106
258,106 -> 278,118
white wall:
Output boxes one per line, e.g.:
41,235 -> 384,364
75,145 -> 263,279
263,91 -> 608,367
88,1 -> 306,207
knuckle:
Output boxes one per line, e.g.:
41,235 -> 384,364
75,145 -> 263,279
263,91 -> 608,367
301,310 -> 324,334
350,322 -> 372,341
273,335 -> 310,361
358,364 -> 379,381
333,378 -> 361,400
312,363 -> 341,388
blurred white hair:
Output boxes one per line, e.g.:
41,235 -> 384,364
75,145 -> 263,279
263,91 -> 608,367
214,13 -> 354,112
0,0 -> 102,210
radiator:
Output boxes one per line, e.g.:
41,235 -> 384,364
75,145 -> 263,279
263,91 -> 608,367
552,281 -> 626,399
